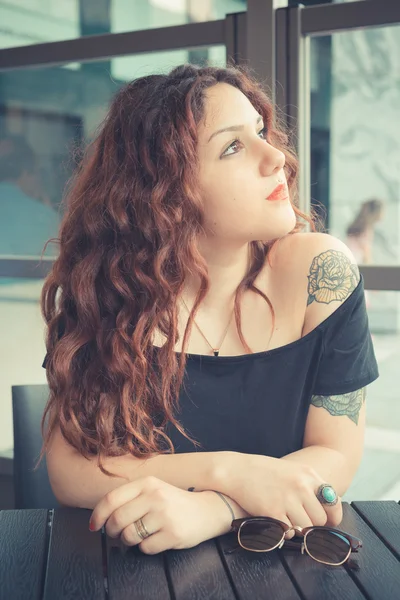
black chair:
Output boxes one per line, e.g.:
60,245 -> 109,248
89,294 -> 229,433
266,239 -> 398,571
12,384 -> 59,509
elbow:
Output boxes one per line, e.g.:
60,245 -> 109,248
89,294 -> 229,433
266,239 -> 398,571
45,428 -> 96,508
46,450 -> 82,507
47,455 -> 98,509
45,429 -> 129,509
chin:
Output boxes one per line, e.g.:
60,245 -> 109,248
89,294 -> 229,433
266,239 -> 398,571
259,208 -> 297,242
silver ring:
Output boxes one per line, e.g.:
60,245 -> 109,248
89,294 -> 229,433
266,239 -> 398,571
316,483 -> 338,506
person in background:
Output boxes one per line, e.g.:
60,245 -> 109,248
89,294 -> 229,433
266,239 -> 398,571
0,135 -> 60,256
40,64 -> 378,556
345,199 -> 385,265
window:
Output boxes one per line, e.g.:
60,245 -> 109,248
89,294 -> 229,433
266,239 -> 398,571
0,47 -> 225,258
0,0 -> 246,48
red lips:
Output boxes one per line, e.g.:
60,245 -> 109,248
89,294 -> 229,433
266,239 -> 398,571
266,183 -> 288,202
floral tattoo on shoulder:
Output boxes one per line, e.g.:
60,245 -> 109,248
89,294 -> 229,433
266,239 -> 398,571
307,250 -> 360,306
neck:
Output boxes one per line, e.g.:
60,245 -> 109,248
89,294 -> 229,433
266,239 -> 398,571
182,238 -> 251,311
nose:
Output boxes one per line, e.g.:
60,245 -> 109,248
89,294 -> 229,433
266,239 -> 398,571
259,141 -> 285,178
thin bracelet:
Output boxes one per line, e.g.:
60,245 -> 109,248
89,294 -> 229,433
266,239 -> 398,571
188,487 -> 236,522
213,490 -> 236,521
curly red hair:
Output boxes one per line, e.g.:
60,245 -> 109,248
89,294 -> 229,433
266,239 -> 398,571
40,63 -> 314,476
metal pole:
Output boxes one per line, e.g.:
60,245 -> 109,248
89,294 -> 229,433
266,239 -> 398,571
246,0 -> 288,100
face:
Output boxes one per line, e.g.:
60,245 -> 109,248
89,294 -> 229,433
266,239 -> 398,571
196,83 -> 296,244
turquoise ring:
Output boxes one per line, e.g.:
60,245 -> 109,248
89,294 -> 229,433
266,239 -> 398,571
316,483 -> 338,506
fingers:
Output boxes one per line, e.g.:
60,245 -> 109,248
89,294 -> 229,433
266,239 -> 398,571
285,507 -> 313,540
302,496 -> 329,527
137,531 -> 179,555
105,494 -> 151,538
120,513 -> 160,547
90,476 -> 158,531
270,515 -> 297,540
323,498 -> 343,529
301,485 -> 342,529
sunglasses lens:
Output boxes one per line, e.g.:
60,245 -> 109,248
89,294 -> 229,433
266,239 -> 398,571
306,529 -> 351,565
239,520 -> 284,551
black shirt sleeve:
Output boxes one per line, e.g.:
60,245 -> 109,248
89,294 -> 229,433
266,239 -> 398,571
313,277 -> 379,396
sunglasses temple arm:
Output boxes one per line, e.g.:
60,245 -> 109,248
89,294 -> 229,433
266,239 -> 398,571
223,544 -> 241,555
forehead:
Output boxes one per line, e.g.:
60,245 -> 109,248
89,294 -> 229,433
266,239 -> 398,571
199,82 -> 259,135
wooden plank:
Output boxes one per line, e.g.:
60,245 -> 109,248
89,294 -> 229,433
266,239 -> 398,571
338,502 -> 400,600
279,529 -> 365,600
43,508 -> 105,600
106,537 -> 171,600
0,509 -> 49,600
217,531 -> 302,600
165,538 -> 236,600
351,501 -> 400,560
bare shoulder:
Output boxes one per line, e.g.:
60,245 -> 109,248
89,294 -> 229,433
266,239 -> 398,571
270,232 -> 360,334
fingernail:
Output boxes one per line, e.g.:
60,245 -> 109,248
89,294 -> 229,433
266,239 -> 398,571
89,520 -> 96,531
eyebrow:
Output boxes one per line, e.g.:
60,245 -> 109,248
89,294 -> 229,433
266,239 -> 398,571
207,115 -> 263,143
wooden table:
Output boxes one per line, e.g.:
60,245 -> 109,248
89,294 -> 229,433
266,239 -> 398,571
1,501 -> 399,600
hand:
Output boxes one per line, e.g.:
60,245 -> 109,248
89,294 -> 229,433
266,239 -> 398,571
89,476 -> 231,554
222,454 -> 343,539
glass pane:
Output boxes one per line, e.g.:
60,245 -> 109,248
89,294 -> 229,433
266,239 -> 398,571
289,0 -> 364,5
0,47 -> 225,258
342,290 -> 400,501
310,25 -> 400,266
0,0 -> 246,48
0,276 -> 47,452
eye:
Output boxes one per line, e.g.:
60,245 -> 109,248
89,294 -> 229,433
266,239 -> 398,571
258,127 -> 268,140
221,127 -> 268,158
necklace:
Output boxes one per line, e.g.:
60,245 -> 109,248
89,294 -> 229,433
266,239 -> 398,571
180,297 -> 234,357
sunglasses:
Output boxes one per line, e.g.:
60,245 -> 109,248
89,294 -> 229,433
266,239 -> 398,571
226,516 -> 362,567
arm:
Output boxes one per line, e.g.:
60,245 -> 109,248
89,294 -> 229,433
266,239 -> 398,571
281,388 -> 366,497
47,425 -> 238,508
281,233 -> 366,497
48,412 -> 354,515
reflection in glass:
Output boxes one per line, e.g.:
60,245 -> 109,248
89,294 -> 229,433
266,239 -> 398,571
0,47 -> 225,258
0,135 -> 61,257
310,25 -> 400,267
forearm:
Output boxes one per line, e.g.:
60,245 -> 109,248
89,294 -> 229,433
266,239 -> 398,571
198,445 -> 351,540
281,445 -> 351,496
50,425 -> 349,510
48,427 -> 236,507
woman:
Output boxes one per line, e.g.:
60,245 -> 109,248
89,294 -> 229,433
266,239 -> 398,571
345,199 -> 384,265
41,64 -> 378,555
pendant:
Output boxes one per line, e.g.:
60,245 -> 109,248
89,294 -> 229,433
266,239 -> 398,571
213,350 -> 219,357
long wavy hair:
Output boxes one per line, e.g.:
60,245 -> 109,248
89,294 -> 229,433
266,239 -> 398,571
40,63 -> 314,476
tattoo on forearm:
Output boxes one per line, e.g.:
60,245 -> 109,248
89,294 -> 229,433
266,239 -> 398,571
307,249 -> 360,306
311,388 -> 366,425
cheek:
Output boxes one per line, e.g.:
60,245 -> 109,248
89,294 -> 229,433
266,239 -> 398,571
201,182 -> 238,218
